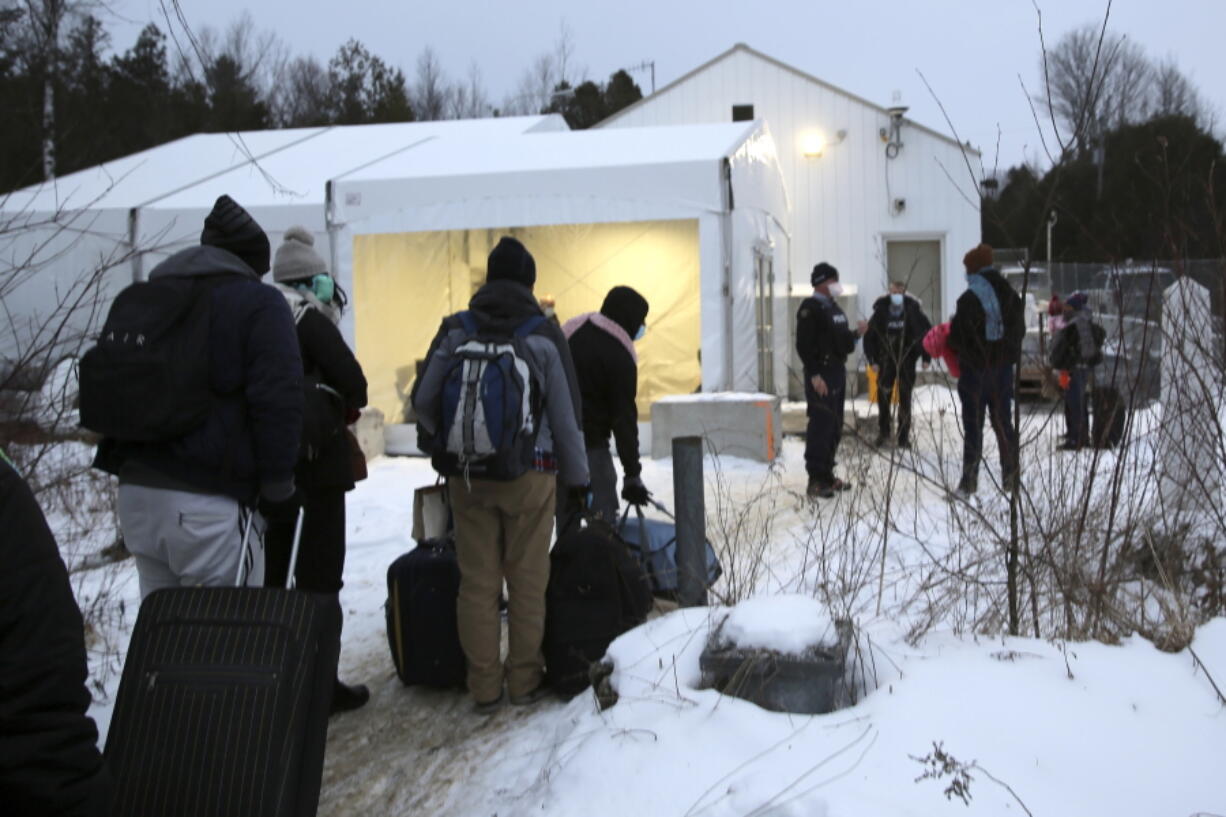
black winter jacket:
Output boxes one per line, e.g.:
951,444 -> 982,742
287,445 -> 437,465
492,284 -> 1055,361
949,268 -> 1026,370
567,316 -> 641,478
94,246 -> 303,502
288,300 -> 368,491
863,295 -> 933,369
796,294 -> 858,375
0,457 -> 109,816
1049,320 -> 1106,370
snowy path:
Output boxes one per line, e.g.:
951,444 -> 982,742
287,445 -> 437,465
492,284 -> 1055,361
38,388 -> 1226,816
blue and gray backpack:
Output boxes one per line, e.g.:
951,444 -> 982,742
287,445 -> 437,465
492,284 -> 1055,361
433,311 -> 545,481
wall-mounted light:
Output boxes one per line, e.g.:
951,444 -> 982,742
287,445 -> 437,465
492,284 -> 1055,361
801,129 -> 847,159
880,105 -> 908,159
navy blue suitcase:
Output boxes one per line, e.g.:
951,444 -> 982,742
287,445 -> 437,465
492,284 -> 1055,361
385,538 -> 467,688
104,510 -> 339,817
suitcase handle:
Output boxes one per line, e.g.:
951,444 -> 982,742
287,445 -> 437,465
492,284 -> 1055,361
234,506 -> 305,589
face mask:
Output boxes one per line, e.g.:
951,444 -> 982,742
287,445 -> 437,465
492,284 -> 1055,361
634,325 -> 646,341
298,273 -> 334,304
827,282 -> 844,298
890,293 -> 904,306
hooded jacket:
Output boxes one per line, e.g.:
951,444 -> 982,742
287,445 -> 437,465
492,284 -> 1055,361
949,267 -> 1026,370
0,456 -> 109,816
93,245 -> 303,502
564,312 -> 642,478
412,279 -> 589,487
275,284 -> 367,490
863,294 -> 933,369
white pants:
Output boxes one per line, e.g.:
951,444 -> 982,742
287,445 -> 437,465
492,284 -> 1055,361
118,483 -> 264,599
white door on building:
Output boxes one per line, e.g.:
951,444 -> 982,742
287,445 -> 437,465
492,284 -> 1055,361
886,240 -> 942,319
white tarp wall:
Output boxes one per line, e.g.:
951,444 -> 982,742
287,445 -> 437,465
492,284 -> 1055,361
0,117 -> 566,369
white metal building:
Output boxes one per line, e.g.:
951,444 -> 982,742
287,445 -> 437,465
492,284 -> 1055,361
598,44 -> 983,348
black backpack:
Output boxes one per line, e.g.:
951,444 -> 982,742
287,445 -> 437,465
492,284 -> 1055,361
79,276 -> 226,441
544,518 -> 653,697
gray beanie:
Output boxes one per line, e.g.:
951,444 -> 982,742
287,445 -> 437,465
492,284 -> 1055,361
273,226 -> 327,283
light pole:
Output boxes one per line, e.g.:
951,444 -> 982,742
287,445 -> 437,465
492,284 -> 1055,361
1046,209 -> 1058,264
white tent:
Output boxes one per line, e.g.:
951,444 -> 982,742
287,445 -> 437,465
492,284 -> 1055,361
328,121 -> 791,420
2,116 -> 789,424
0,116 -> 565,365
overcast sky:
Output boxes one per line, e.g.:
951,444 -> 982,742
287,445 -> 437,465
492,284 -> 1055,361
110,0 -> 1222,172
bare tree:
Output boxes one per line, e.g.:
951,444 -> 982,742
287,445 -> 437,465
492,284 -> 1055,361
19,0 -> 102,179
447,60 -> 489,120
504,51 -> 556,116
1152,57 -> 1206,126
1041,23 -> 1152,155
414,45 -> 449,121
553,18 -> 580,89
272,54 -> 331,126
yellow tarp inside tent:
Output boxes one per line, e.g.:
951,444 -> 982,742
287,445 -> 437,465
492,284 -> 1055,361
353,218 -> 700,422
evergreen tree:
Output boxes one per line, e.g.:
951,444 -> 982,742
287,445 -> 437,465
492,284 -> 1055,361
56,14 -> 108,173
205,53 -> 268,132
106,24 -> 177,155
985,115 -> 1226,261
327,38 -> 414,124
603,69 -> 641,114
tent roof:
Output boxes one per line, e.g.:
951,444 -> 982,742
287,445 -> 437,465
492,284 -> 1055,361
343,121 -> 769,182
6,116 -> 566,215
331,121 -> 786,234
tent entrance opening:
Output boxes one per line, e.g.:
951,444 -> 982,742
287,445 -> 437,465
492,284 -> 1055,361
352,219 -> 702,422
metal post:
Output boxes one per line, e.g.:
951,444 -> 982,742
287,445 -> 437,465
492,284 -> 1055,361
673,436 -> 707,607
1046,209 -> 1058,264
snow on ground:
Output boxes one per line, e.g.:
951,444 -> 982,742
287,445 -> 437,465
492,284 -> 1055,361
33,389 -> 1226,816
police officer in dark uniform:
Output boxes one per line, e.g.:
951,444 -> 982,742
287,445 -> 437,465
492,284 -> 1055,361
864,281 -> 932,449
796,262 -> 867,499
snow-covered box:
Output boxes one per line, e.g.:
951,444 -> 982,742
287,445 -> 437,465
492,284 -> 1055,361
700,595 -> 850,714
651,392 -> 781,462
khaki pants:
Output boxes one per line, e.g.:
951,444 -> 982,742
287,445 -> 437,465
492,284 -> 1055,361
448,471 -> 556,701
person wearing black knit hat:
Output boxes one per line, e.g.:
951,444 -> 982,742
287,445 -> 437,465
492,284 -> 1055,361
413,236 -> 588,712
201,194 -> 271,275
795,262 -> 868,499
92,194 -> 303,600
561,285 -> 651,525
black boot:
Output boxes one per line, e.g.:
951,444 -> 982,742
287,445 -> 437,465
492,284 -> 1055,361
330,679 -> 370,715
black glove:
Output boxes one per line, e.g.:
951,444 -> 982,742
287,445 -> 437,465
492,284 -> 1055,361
621,474 -> 650,506
258,489 -> 301,525
567,483 -> 593,512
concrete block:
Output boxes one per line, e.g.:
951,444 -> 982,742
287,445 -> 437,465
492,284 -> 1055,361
353,406 -> 385,460
651,393 -> 781,462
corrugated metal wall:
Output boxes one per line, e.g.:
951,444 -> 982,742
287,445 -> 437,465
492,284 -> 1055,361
599,47 -> 983,321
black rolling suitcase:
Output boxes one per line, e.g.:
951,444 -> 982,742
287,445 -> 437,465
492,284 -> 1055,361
544,518 -> 652,697
105,510 -> 340,817
386,537 -> 467,687
1092,384 -> 1126,448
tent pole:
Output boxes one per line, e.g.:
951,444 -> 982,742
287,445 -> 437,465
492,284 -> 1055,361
721,158 -> 735,391
325,180 -> 341,294
128,207 -> 143,283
